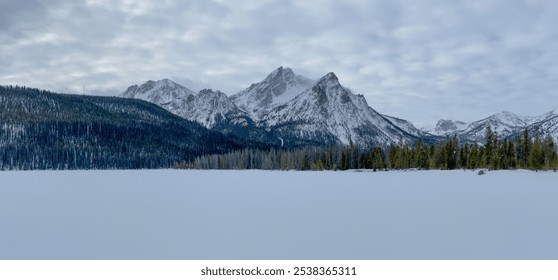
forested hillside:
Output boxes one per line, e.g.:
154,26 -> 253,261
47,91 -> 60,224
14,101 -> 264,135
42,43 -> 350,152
0,86 -> 263,170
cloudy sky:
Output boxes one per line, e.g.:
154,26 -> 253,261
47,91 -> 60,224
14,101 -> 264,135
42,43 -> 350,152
1,0 -> 557,127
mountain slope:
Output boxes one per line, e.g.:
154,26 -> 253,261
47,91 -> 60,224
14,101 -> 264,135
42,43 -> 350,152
178,89 -> 247,128
383,114 -> 433,139
258,72 -> 422,147
120,67 -> 431,148
122,78 -> 196,105
461,111 -> 532,141
0,85 -> 260,170
523,112 -> 558,141
122,79 -> 248,128
121,80 -> 282,146
230,66 -> 314,119
431,119 -> 469,136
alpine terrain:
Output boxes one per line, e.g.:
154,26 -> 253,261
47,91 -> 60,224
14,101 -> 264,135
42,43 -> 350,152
122,79 -> 247,128
252,71 -> 427,147
431,110 -> 558,142
122,67 -> 433,147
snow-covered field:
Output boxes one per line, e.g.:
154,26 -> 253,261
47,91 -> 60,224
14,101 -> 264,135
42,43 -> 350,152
0,170 -> 557,259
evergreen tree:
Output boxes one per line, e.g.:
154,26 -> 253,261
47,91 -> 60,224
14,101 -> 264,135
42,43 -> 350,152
388,145 -> 400,169
368,147 -> 385,171
460,142 -> 469,169
520,129 -> 531,168
542,135 -> 557,171
340,151 -> 348,170
529,135 -> 544,171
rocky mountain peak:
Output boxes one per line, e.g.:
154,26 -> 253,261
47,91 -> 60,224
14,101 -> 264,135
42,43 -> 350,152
431,119 -> 468,136
436,119 -> 460,131
266,66 -> 296,82
198,88 -> 225,96
490,111 -> 525,125
230,66 -> 314,117
322,72 -> 338,81
310,72 -> 353,104
122,79 -> 195,104
121,67 -> 430,147
121,80 -> 244,128
258,70 -> 423,146
313,72 -> 341,89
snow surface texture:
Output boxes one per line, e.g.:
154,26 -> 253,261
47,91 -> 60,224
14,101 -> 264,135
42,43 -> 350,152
1,170 -> 557,260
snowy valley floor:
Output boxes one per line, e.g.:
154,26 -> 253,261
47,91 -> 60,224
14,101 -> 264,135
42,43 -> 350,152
0,169 -> 557,259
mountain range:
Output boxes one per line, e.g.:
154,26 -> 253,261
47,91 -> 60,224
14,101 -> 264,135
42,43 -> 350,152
429,110 -> 558,143
122,66 -> 557,146
2,65 -> 556,167
3,66 -> 556,170
123,67 -> 434,148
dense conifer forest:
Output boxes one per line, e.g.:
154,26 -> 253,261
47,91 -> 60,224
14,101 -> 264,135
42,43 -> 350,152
0,86 -> 262,170
179,127 -> 558,171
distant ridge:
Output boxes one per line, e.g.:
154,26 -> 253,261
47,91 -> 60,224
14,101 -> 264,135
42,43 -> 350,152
430,110 -> 558,142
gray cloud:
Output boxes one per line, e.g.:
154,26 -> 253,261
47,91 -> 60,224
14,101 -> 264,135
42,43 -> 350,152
1,0 -> 558,127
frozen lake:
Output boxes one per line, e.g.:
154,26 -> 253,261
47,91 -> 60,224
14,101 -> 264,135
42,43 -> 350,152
0,169 -> 557,259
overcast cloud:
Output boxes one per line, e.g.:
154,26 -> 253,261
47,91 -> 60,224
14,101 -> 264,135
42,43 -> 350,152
1,0 -> 557,127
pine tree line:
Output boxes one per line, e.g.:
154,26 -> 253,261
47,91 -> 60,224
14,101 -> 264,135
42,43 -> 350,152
0,85 -> 253,170
179,126 -> 558,171
0,120 -> 208,170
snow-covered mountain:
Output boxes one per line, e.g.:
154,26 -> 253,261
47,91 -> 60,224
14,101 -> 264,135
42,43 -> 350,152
182,89 -> 248,128
121,67 -> 431,147
383,114 -> 432,138
431,119 -> 469,136
525,112 -> 558,141
122,79 -> 196,104
464,111 -> 536,141
230,66 -> 314,119
431,110 -> 558,143
257,72 -> 422,146
119,70 -> 558,147
122,79 -> 247,128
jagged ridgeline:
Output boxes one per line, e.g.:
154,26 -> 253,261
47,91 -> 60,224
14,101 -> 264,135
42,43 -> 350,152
122,67 -> 440,148
0,86 -> 265,170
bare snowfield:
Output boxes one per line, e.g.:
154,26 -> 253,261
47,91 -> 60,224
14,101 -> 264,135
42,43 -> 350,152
0,169 -> 557,259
